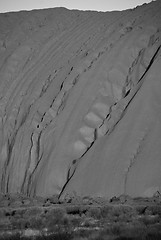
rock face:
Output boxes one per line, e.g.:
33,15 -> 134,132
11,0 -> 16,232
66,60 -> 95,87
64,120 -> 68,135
0,1 -> 161,199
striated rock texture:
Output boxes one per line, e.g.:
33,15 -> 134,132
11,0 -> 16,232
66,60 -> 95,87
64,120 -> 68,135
0,1 -> 161,200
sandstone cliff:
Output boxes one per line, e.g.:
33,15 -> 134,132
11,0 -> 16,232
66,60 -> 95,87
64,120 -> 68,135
0,1 -> 161,199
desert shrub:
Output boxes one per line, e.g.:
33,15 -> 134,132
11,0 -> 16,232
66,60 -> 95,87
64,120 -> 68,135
112,206 -> 134,216
65,205 -> 81,215
28,216 -> 44,229
62,192 -> 83,204
41,208 -> 66,223
10,218 -> 30,230
0,218 -> 11,231
116,214 -> 132,223
92,233 -> 110,240
119,224 -> 147,240
61,215 -> 70,227
46,194 -> 59,204
146,227 -> 161,240
45,209 -> 69,231
0,233 -> 21,240
9,209 -> 26,219
100,205 -> 112,218
70,216 -> 81,227
145,206 -> 161,216
86,207 -> 102,219
115,237 -> 134,240
100,205 -> 135,224
82,196 -> 96,205
43,232 -> 72,240
140,215 -> 160,226
74,229 -> 92,239
25,207 -> 42,217
99,223 -> 122,237
109,223 -> 122,235
136,206 -> 147,215
0,209 -> 5,218
46,208 -> 66,218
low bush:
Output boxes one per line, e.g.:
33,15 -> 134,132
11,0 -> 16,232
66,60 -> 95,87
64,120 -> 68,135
86,207 -> 102,219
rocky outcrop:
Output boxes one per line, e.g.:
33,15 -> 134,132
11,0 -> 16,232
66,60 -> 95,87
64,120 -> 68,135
0,1 -> 161,199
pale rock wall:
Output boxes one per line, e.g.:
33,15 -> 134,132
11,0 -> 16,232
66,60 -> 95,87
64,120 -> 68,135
0,1 -> 161,199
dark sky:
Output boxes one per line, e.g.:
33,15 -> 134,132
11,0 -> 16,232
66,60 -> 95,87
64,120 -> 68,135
0,0 -> 153,13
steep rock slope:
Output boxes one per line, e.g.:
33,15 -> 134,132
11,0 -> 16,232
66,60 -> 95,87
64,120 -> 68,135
0,1 -> 161,199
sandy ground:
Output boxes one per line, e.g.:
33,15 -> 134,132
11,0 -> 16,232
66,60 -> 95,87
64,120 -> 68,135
0,1 -> 161,200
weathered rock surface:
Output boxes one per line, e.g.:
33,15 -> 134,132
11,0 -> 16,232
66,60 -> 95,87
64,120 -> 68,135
0,1 -> 161,199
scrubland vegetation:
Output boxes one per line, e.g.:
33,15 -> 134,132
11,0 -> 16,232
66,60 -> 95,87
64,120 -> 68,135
0,194 -> 161,239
